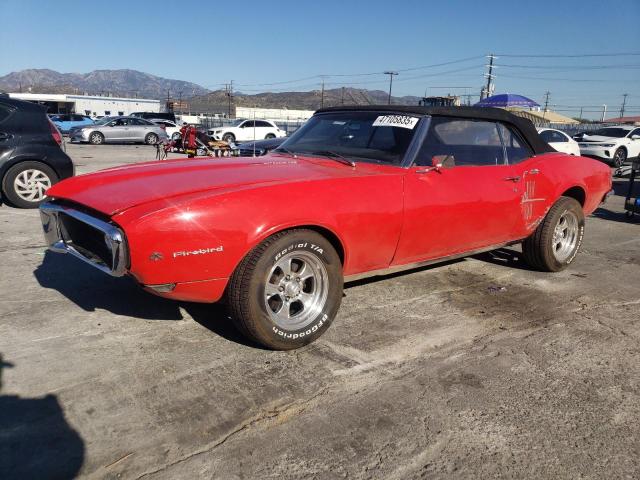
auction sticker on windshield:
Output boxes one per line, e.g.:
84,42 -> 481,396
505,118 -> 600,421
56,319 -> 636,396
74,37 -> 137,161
372,115 -> 419,129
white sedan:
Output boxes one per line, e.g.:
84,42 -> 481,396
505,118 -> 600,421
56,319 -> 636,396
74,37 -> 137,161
537,128 -> 581,156
208,119 -> 286,143
575,125 -> 640,167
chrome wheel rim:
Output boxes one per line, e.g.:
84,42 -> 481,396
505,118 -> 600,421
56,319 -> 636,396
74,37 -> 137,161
614,149 -> 625,165
264,251 -> 329,330
147,134 -> 157,144
552,210 -> 579,262
91,133 -> 102,144
14,169 -> 51,202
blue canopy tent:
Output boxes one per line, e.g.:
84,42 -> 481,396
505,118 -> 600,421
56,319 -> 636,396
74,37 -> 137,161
475,93 -> 540,108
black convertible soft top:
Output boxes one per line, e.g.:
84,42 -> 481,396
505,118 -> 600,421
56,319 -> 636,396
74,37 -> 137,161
315,105 -> 554,155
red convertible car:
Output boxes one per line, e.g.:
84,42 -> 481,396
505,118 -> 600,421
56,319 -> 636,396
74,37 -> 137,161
40,106 -> 612,349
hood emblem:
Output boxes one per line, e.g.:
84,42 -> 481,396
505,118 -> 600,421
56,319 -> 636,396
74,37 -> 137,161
149,252 -> 164,261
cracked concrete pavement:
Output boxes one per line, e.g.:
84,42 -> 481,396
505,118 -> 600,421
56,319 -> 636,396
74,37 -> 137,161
0,144 -> 638,479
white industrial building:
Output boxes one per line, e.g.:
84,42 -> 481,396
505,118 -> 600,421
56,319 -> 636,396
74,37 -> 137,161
8,92 -> 161,117
235,106 -> 314,122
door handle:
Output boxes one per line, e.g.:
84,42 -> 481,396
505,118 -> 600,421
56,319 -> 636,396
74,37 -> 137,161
503,175 -> 521,182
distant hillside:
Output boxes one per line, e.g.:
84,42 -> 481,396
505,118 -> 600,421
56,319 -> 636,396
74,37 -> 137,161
0,68 -> 209,99
187,88 -> 422,113
0,68 -> 422,112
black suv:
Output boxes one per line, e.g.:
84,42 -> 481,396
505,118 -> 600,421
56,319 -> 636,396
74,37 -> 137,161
0,96 -> 74,208
130,111 -> 176,123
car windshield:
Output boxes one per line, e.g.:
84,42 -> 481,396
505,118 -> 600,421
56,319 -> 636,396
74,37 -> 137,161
94,117 -> 113,125
589,128 -> 630,138
277,111 -> 421,165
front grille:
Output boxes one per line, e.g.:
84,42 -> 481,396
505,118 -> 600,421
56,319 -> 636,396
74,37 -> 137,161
58,213 -> 114,269
40,202 -> 128,277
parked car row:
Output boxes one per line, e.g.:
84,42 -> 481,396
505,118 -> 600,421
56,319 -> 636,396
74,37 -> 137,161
537,125 -> 640,167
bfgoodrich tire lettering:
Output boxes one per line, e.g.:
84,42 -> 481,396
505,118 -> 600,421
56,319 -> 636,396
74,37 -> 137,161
227,229 -> 343,350
522,196 -> 585,272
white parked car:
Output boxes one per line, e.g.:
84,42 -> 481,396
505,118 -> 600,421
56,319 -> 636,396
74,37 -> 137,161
575,125 -> 640,167
151,119 -> 181,140
208,119 -> 286,143
537,128 -> 580,156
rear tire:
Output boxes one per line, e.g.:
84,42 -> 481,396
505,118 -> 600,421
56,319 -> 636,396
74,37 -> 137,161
2,161 -> 59,208
522,196 -> 584,272
89,132 -> 104,145
265,133 -> 276,139
612,147 -> 627,168
227,229 -> 343,350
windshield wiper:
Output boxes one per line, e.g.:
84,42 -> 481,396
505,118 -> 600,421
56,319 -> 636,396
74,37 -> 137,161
311,150 -> 356,167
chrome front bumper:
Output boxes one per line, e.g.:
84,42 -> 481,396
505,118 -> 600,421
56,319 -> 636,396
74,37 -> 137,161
39,202 -> 128,277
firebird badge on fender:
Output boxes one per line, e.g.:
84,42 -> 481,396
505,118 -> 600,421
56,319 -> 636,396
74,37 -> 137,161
173,246 -> 224,258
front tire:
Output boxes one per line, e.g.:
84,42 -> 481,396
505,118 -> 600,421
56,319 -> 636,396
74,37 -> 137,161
89,131 -> 104,145
227,229 -> 343,350
2,161 -> 59,208
612,147 -> 627,168
222,133 -> 235,144
522,196 -> 585,272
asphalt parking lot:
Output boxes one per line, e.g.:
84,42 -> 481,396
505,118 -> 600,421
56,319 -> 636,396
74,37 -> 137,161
1,143 -> 639,479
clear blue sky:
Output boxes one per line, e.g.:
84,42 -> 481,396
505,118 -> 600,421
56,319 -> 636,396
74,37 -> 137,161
1,0 -> 639,117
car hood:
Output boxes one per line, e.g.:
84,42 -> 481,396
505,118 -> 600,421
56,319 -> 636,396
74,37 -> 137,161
579,135 -> 621,143
46,155 -> 375,216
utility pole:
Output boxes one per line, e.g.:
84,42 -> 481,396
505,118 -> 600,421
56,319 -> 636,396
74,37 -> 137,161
166,89 -> 170,112
601,104 -> 607,122
542,91 -> 551,120
320,77 -> 325,108
384,71 -> 398,105
178,91 -> 183,115
620,93 -> 628,118
483,54 -> 496,100
226,81 -> 234,118
341,87 -> 345,105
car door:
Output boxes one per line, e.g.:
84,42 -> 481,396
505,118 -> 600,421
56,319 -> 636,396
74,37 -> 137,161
128,118 -> 149,141
500,123 -> 556,237
104,118 -> 128,141
627,128 -> 640,157
392,117 -> 524,265
254,120 -> 272,139
238,120 -> 256,141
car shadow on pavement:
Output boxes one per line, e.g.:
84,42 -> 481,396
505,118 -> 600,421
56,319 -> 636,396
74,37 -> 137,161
471,247 -> 536,271
181,303 -> 266,350
591,207 -> 640,224
0,354 -> 85,478
34,251 -> 184,321
34,251 -> 262,348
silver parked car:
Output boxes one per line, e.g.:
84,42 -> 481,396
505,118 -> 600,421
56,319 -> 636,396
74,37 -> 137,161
70,116 -> 168,145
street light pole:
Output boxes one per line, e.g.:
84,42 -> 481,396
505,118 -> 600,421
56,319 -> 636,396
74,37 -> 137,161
384,71 -> 398,105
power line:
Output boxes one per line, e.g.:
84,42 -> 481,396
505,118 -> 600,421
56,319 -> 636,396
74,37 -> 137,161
233,55 -> 484,87
496,52 -> 640,58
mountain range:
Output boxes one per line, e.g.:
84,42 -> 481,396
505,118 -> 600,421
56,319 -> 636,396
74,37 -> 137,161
0,68 -> 422,111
